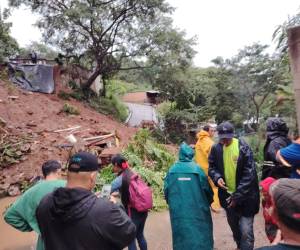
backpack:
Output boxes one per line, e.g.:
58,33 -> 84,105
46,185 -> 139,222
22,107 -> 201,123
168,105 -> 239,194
128,173 -> 153,212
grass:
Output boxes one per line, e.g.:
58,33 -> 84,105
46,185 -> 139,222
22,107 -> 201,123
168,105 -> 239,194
107,79 -> 151,96
57,79 -> 134,122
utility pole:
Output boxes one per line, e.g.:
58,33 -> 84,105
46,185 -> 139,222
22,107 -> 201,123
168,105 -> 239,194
288,26 -> 300,135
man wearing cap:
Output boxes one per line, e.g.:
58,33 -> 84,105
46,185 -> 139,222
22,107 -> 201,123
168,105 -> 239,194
36,152 -> 136,250
4,160 -> 66,250
209,121 -> 260,250
256,178 -> 300,250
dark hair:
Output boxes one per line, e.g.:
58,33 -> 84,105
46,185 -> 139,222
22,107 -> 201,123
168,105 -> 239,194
111,154 -> 132,208
42,160 -> 61,178
120,168 -> 133,208
203,125 -> 210,132
111,154 -> 127,167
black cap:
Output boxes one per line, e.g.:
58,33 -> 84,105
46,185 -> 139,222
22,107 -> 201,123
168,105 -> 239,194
270,178 -> 300,232
217,121 -> 234,139
68,152 -> 100,172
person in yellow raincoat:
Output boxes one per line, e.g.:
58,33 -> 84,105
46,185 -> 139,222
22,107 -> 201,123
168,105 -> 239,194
195,124 -> 221,211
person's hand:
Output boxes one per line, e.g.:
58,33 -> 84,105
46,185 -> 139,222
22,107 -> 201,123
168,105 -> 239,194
217,178 -> 228,190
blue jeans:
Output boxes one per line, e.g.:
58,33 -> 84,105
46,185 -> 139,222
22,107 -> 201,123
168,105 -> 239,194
225,208 -> 254,250
128,209 -> 148,250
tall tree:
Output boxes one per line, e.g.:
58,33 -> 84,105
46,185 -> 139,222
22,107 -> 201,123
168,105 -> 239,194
228,43 -> 284,129
0,8 -> 19,63
8,0 -> 185,96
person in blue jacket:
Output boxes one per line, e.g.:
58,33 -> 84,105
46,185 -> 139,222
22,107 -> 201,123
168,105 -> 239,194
164,142 -> 214,250
277,138 -> 300,179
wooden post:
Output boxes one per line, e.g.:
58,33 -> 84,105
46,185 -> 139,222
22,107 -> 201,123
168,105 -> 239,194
288,26 -> 300,135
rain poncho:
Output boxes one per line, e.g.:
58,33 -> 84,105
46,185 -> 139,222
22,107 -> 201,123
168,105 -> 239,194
195,130 -> 220,210
164,143 -> 214,250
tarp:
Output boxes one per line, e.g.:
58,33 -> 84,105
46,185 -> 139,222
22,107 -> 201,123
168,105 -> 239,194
8,63 -> 55,94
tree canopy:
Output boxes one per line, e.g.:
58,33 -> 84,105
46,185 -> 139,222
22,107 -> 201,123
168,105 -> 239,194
8,0 -> 195,96
0,9 -> 19,63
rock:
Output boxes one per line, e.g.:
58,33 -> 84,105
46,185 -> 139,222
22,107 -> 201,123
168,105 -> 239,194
7,96 -> 19,100
22,91 -> 33,95
20,156 -> 28,161
20,143 -> 31,153
27,111 -> 34,115
7,184 -> 21,196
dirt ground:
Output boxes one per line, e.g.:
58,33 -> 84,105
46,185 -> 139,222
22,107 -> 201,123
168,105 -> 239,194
122,92 -> 147,104
0,81 -> 137,191
0,196 -> 268,250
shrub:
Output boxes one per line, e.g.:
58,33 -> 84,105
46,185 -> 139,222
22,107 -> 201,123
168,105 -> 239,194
61,103 -> 80,115
95,129 -> 176,211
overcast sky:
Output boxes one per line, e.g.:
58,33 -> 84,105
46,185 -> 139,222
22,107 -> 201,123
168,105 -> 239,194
1,0 -> 300,67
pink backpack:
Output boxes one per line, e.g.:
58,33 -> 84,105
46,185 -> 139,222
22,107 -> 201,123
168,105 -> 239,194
128,173 -> 153,212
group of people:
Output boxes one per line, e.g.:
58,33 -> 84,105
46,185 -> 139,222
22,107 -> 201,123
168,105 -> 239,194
165,118 -> 300,250
3,118 -> 300,250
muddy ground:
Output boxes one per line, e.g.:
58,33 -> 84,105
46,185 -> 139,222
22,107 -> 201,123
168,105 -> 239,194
0,81 -> 137,191
0,196 -> 268,250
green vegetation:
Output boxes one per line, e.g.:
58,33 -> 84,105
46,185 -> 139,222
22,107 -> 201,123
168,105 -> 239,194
96,129 -> 176,211
0,9 -> 19,63
9,0 -> 193,96
61,103 -> 80,115
107,79 -> 150,96
0,134 -> 32,169
57,80 -> 129,122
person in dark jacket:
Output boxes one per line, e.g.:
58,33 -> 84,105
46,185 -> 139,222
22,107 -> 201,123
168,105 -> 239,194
209,122 -> 260,250
261,118 -> 291,244
262,117 -> 291,180
36,152 -> 136,250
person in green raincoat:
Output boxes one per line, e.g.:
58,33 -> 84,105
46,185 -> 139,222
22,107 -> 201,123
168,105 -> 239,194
4,160 -> 66,250
164,142 -> 214,250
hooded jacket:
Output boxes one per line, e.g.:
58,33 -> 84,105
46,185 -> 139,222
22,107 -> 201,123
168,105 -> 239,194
262,118 -> 291,180
36,187 -> 136,250
164,143 -> 214,250
195,130 -> 214,174
208,138 -> 260,216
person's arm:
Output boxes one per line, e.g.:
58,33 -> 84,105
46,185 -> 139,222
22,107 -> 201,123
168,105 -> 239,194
100,203 -> 136,249
208,145 -> 223,185
4,199 -> 33,232
276,150 -> 292,167
231,141 -> 257,203
110,175 -> 122,194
